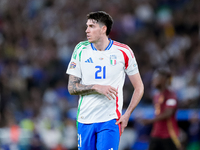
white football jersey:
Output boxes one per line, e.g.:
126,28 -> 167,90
66,39 -> 139,123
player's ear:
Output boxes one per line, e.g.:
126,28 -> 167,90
102,25 -> 107,34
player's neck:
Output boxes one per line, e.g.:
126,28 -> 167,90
158,86 -> 167,93
93,36 -> 110,51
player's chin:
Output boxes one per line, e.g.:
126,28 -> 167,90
87,39 -> 92,43
87,38 -> 93,43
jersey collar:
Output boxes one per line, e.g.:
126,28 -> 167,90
91,39 -> 113,51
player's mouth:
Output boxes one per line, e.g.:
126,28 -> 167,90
87,36 -> 92,41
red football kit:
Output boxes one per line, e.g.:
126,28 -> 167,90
151,89 -> 180,147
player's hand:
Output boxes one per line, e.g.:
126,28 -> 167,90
115,114 -> 129,134
92,84 -> 118,100
139,119 -> 153,125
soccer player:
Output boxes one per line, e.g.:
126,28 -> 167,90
66,11 -> 144,150
141,68 -> 181,150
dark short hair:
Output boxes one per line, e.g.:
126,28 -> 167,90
87,11 -> 113,36
154,67 -> 172,78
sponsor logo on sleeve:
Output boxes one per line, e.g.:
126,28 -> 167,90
69,62 -> 76,69
133,63 -> 137,67
166,99 -> 177,106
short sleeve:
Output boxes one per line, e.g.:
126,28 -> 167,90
165,98 -> 177,109
165,91 -> 177,109
124,46 -> 139,75
125,56 -> 139,75
66,44 -> 82,78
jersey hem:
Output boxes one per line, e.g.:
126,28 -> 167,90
77,117 -> 119,124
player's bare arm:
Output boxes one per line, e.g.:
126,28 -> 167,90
141,108 -> 175,125
68,75 -> 118,99
116,73 -> 144,133
68,75 -> 95,95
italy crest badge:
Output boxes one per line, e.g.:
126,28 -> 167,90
110,55 -> 117,66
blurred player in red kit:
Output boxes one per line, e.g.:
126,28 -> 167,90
141,67 -> 182,150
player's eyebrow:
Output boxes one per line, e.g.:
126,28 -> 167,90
86,22 -> 96,28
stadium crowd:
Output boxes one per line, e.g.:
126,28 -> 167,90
0,0 -> 199,149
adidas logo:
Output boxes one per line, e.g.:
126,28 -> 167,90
85,57 -> 93,63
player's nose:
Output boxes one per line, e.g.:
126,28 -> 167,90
85,27 -> 90,33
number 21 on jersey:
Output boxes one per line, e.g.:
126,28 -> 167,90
95,66 -> 106,79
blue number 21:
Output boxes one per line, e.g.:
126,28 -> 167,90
95,66 -> 106,79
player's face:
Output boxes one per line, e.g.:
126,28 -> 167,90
152,73 -> 165,89
86,19 -> 104,43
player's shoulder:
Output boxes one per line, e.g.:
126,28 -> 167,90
72,41 -> 90,60
75,40 -> 90,50
112,40 -> 130,49
112,40 -> 134,58
164,89 -> 177,99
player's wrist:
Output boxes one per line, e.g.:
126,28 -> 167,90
124,111 -> 132,118
91,84 -> 98,92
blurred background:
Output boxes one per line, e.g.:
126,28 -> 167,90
0,0 -> 199,150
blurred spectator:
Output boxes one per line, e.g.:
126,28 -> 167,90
187,112 -> 200,150
61,118 -> 77,150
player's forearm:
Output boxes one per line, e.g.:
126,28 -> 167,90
68,75 -> 95,95
125,85 -> 144,116
151,109 -> 174,122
